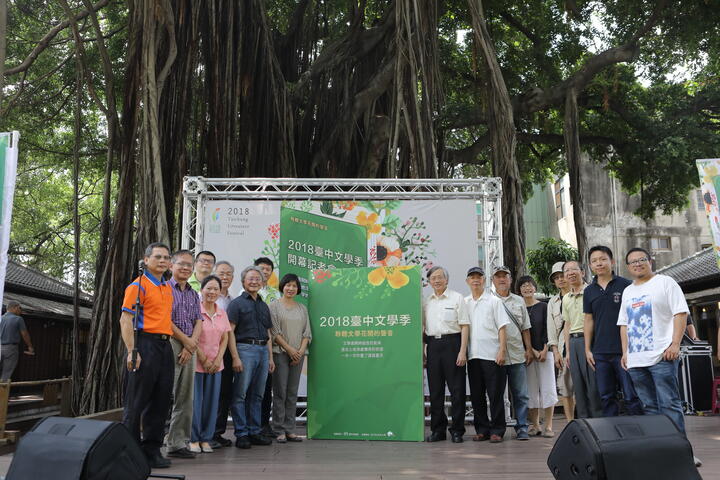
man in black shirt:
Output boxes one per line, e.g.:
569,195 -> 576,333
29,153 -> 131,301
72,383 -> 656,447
584,245 -> 643,417
226,266 -> 276,449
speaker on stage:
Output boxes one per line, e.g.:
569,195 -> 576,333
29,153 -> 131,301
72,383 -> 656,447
6,416 -> 150,480
547,415 -> 701,480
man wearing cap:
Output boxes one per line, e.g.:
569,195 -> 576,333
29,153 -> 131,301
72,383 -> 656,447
465,267 -> 510,443
546,261 -> 574,420
422,266 -> 470,443
491,266 -> 533,441
562,260 -> 602,418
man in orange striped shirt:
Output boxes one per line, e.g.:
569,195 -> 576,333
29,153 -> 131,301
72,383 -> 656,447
120,242 -> 174,469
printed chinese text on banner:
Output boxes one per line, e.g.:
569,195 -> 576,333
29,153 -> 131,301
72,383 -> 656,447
307,266 -> 424,441
696,159 -> 720,268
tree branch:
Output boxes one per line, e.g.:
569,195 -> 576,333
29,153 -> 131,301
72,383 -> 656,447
4,0 -> 110,77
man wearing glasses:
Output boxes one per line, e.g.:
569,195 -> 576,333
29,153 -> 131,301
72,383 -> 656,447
562,260 -> 602,418
189,251 -> 216,291
618,247 -> 699,467
120,243 -> 175,469
166,250 -> 203,459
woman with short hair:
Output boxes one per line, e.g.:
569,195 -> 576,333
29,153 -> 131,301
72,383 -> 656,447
269,273 -> 312,443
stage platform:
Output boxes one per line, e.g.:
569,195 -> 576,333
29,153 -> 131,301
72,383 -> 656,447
0,416 -> 718,479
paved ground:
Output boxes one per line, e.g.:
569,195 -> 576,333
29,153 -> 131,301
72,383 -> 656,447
0,416 -> 717,479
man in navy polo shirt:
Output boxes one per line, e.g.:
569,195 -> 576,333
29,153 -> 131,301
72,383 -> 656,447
583,245 -> 643,417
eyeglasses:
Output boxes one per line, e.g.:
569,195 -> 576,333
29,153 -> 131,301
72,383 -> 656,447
196,258 -> 214,265
627,257 -> 649,266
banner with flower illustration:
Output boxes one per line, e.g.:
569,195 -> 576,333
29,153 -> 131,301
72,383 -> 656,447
306,266 -> 424,441
202,199 -> 478,296
697,159 -> 720,268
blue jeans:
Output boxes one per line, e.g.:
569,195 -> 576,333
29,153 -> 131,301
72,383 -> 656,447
505,363 -> 529,434
628,360 -> 685,433
231,344 -> 269,437
192,372 -> 222,442
594,353 -> 643,416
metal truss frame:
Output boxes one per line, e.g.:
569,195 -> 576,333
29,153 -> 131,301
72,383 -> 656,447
181,176 -> 503,273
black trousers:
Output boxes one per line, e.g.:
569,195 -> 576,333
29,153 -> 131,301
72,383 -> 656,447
261,372 -> 272,429
122,334 -> 174,455
426,333 -> 466,435
214,350 -> 234,437
468,358 -> 506,437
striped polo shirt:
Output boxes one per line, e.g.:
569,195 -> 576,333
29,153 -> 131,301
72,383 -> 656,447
122,271 -> 173,335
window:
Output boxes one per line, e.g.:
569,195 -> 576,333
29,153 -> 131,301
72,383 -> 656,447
701,243 -> 712,250
696,190 -> 705,210
554,179 -> 565,220
650,236 -> 671,251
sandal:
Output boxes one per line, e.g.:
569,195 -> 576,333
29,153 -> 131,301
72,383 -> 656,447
286,434 -> 303,442
276,434 -> 287,443
542,429 -> 555,438
472,434 -> 489,441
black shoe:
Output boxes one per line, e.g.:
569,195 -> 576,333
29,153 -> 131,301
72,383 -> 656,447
208,440 -> 223,449
425,432 -> 447,442
249,434 -> 272,446
213,435 -> 232,447
451,433 -> 464,443
235,436 -> 252,449
167,447 -> 196,459
146,452 -> 171,469
261,426 -> 279,438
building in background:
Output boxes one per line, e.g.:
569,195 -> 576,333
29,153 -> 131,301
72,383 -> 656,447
524,154 -> 713,275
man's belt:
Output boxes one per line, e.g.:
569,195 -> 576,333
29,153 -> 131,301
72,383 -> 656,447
237,338 -> 268,345
569,332 -> 584,338
138,331 -> 170,341
427,332 -> 461,340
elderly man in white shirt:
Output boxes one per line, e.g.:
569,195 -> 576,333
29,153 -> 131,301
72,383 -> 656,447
423,266 -> 470,443
465,267 -> 510,443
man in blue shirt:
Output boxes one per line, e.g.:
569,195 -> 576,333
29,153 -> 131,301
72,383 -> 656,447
226,266 -> 276,449
583,245 -> 643,417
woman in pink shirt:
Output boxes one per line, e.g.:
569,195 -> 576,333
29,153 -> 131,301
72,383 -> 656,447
189,275 -> 232,453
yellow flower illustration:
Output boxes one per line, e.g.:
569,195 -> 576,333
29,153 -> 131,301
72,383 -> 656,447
368,266 -> 413,289
268,271 -> 279,289
702,164 -> 718,184
356,211 -> 382,238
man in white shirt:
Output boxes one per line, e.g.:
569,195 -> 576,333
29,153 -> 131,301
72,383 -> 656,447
423,266 -> 470,443
492,266 -> 533,441
618,247 -> 701,468
618,247 -> 688,431
465,267 -> 510,443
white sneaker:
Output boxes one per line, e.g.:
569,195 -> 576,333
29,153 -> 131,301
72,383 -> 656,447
694,456 -> 702,468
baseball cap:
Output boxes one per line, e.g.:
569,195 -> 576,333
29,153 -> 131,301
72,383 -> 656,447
466,267 -> 485,277
549,261 -> 565,282
492,265 -> 511,275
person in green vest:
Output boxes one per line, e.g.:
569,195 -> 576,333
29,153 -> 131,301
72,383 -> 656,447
188,251 -> 216,291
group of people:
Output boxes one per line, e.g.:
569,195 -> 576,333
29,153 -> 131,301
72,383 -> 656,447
422,245 -> 698,466
122,240 -> 698,469
121,243 -> 311,469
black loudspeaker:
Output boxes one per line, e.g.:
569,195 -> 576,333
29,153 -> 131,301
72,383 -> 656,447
6,416 -> 151,480
547,415 -> 701,480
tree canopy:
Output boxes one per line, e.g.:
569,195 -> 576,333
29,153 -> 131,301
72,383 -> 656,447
1,0 -> 718,412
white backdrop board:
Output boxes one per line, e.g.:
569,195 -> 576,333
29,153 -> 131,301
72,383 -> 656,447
202,199 -> 479,296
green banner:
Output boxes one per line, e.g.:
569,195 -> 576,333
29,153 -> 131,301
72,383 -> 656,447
279,207 -> 368,304
307,266 -> 424,441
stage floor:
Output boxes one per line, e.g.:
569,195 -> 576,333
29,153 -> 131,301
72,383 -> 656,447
0,416 -> 718,479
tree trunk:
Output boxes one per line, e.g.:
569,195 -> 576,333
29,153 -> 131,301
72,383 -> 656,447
71,55 -> 82,416
467,0 -> 525,280
564,89 -> 588,264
